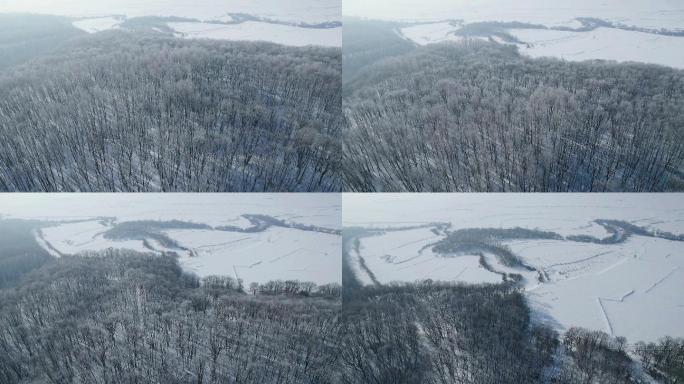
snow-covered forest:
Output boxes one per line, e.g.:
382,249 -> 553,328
2,0 -> 684,382
341,193 -> 684,383
340,281 -> 684,384
0,248 -> 341,384
0,194 -> 342,383
343,19 -> 684,192
0,16 -> 342,192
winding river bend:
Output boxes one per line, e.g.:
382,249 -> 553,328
344,219 -> 684,287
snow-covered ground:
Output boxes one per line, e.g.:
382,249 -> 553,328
1,194 -> 341,286
1,0 -> 339,24
168,226 -> 339,285
2,194 -> 339,228
343,193 -> 684,343
37,220 -> 150,257
345,0 -> 684,31
350,226 -> 502,285
72,16 -> 123,33
399,22 -> 466,45
397,22 -> 684,69
170,21 -> 341,47
0,0 -> 341,47
344,194 -> 682,237
354,0 -> 684,69
526,236 -> 683,343
509,27 -> 684,69
398,21 -> 493,46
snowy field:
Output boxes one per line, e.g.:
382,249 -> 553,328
343,194 -> 684,342
507,28 -> 684,69
345,0 -> 684,30
0,0 -> 341,47
350,0 -> 684,69
71,16 -> 123,33
397,24 -> 684,69
1,0 -> 339,23
169,21 -> 341,47
399,23 -> 684,69
348,226 -> 502,285
400,27 -> 684,69
1,194 -> 341,286
36,220 -> 150,257
168,226 -> 339,285
344,194 -> 683,237
399,21 -> 485,46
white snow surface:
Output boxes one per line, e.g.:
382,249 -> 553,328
398,23 -> 684,69
509,27 -> 684,69
1,0 -> 340,47
1,194 -> 341,287
354,0 -> 684,69
526,236 -> 684,343
2,193 -> 340,229
399,22 -> 466,45
72,16 -> 123,33
344,193 -> 684,343
169,21 -> 342,47
167,227 -> 339,286
352,227 -> 502,285
39,220 -> 150,256
344,194 -> 682,237
344,0 -> 684,31
1,0 -> 340,24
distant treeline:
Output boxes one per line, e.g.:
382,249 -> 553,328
0,31 -> 342,192
344,40 -> 684,192
200,274 -> 342,298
